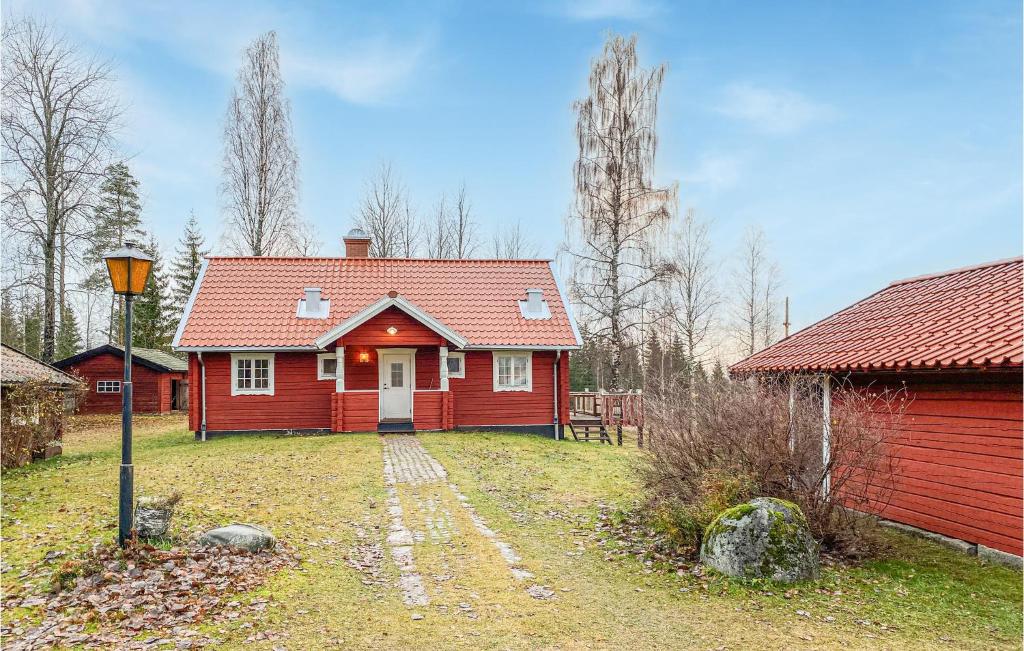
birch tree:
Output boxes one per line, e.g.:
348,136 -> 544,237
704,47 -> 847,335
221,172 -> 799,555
424,195 -> 452,259
221,31 -> 302,256
396,196 -> 420,257
668,208 -> 718,363
733,226 -> 781,357
450,184 -> 478,259
563,33 -> 675,390
492,221 -> 539,259
2,18 -> 118,360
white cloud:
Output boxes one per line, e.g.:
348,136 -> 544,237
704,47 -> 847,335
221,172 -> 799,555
6,0 -> 432,105
681,153 -> 743,192
716,83 -> 836,135
560,0 -> 663,21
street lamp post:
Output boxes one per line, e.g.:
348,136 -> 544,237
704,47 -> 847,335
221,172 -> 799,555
103,242 -> 154,548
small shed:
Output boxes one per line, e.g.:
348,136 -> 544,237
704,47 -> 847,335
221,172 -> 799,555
731,257 -> 1022,560
1,344 -> 82,467
54,344 -> 188,415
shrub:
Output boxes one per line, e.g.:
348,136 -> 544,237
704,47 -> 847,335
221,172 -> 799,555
641,374 -> 905,558
1,378 -> 84,469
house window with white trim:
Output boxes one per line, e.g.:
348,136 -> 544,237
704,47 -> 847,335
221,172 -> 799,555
97,380 -> 121,393
493,351 -> 531,392
317,352 -> 338,380
231,353 -> 274,396
446,352 -> 465,378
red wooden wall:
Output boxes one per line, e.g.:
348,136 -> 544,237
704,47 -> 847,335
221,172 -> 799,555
450,351 -> 560,427
65,352 -> 184,415
851,371 -> 1022,556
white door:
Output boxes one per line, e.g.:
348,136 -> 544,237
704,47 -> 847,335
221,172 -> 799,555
380,351 -> 413,420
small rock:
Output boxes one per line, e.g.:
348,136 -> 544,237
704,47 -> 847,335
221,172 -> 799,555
198,524 -> 276,551
526,585 -> 555,600
411,613 -> 424,621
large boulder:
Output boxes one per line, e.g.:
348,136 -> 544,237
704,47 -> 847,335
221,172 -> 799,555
700,497 -> 819,582
198,524 -> 276,552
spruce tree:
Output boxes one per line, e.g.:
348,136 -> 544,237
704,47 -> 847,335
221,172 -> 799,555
643,331 -> 664,397
133,237 -> 174,350
21,297 -> 44,358
86,162 -> 145,345
171,211 -> 208,317
55,305 -> 83,359
1,291 -> 22,349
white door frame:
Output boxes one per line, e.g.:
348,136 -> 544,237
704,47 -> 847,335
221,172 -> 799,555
377,348 -> 416,421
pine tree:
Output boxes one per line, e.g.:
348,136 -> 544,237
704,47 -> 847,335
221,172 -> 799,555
55,305 -> 83,359
86,162 -> 145,345
171,211 -> 208,316
643,331 -> 664,397
133,237 -> 174,350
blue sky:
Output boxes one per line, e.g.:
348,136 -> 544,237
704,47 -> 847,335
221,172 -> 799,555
9,0 -> 1022,336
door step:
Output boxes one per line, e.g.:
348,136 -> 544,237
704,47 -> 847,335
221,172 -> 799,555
378,420 -> 415,434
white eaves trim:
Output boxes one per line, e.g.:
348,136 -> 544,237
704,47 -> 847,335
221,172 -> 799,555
171,257 -> 210,350
552,263 -> 584,347
175,345 -> 318,352
314,295 -> 469,350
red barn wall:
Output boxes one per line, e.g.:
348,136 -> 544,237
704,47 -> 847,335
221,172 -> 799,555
66,352 -> 181,415
851,371 -> 1022,556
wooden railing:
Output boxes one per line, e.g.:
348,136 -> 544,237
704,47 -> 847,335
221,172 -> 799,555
569,391 -> 644,446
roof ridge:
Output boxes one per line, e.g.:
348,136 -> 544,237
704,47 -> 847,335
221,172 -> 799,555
888,256 -> 1023,287
204,256 -> 554,264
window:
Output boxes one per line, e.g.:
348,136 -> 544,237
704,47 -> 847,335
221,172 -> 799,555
317,352 -> 338,380
97,380 -> 121,394
390,362 -> 404,388
445,352 -> 465,378
493,351 -> 532,392
230,353 -> 275,396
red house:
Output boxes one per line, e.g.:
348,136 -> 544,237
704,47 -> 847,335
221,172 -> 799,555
171,230 -> 582,439
54,345 -> 189,415
731,257 -> 1022,561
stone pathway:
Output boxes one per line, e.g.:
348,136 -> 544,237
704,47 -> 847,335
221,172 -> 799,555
380,435 -> 540,608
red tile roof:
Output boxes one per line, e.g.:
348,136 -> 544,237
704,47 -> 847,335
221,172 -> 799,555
731,257 -> 1023,374
173,257 -> 581,349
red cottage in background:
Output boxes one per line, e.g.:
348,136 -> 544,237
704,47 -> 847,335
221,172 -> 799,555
731,257 -> 1023,562
172,229 -> 582,439
53,345 -> 189,415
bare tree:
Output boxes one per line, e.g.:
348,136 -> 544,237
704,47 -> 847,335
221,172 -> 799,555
221,31 -> 302,256
357,162 -> 405,257
492,221 -> 539,259
668,208 -> 718,363
396,195 -> 420,257
423,195 -> 452,259
450,184 -> 478,259
563,33 -> 675,390
733,226 -> 781,357
2,18 -> 118,360
287,219 -> 321,256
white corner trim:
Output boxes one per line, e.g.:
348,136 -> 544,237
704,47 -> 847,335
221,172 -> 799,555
446,351 -> 465,379
492,351 -> 532,392
314,295 -> 469,349
229,352 -> 275,396
171,257 -> 210,350
317,352 -> 338,380
551,262 -> 583,347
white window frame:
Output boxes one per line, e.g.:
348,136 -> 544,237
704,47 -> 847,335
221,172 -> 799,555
317,352 -> 338,380
96,380 -> 121,394
446,351 -> 466,379
230,352 -> 275,396
492,351 -> 532,392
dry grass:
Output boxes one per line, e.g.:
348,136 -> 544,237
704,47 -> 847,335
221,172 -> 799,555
1,417 -> 1019,649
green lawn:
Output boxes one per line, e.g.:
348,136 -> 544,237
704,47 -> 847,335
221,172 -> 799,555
2,416 -> 1020,649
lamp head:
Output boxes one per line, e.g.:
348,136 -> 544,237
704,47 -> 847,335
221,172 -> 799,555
104,242 -> 154,296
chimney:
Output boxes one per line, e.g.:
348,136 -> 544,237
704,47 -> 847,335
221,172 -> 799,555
343,228 -> 371,258
304,287 -> 321,313
525,288 -> 544,314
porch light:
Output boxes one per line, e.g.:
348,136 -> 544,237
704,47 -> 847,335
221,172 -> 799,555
104,243 -> 154,296
358,351 -> 370,363
386,326 -> 398,336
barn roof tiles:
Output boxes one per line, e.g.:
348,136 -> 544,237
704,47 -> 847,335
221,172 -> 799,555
731,257 -> 1023,374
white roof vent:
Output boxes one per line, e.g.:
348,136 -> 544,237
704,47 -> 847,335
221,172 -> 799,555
518,288 -> 550,320
297,287 -> 330,319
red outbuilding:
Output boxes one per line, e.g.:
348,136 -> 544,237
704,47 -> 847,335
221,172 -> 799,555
731,257 -> 1022,560
54,345 -> 189,415
172,229 -> 582,439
